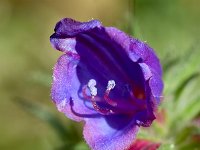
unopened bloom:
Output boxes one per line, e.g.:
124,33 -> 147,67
50,18 -> 163,150
129,139 -> 160,150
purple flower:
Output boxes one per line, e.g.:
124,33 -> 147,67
50,18 -> 163,150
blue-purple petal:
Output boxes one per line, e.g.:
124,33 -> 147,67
83,116 -> 139,150
51,54 -> 98,121
53,18 -> 102,37
50,37 -> 77,53
105,27 -> 163,104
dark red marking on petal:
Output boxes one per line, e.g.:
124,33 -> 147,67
133,86 -> 146,100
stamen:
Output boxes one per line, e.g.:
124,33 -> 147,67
91,96 -> 113,115
85,79 -> 114,115
107,80 -> 116,90
87,79 -> 96,89
82,85 -> 91,100
104,80 -> 117,106
87,79 -> 97,96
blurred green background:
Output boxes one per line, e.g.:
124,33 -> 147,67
0,0 -> 200,150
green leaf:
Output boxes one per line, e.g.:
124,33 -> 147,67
163,57 -> 180,73
175,126 -> 199,145
158,143 -> 175,150
14,98 -> 70,142
163,43 -> 200,95
179,97 -> 200,123
170,96 -> 200,133
177,134 -> 200,150
174,72 -> 199,101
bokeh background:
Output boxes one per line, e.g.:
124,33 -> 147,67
0,0 -> 200,149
